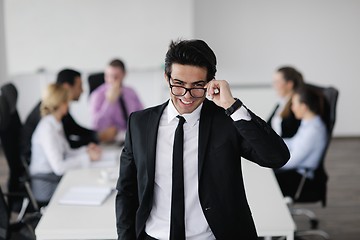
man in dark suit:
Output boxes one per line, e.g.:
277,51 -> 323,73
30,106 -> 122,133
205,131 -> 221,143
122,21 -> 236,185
21,69 -> 116,160
115,40 -> 290,240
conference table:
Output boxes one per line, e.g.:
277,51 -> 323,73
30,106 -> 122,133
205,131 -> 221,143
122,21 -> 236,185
35,154 -> 295,240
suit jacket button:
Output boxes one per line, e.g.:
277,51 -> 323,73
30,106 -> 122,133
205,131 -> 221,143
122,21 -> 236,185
205,207 -> 211,211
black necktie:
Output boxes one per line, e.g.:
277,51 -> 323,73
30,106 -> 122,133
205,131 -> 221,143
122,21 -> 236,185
119,96 -> 129,124
170,116 -> 186,240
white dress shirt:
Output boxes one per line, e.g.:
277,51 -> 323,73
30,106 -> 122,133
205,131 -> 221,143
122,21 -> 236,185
271,97 -> 290,136
145,100 -> 250,239
29,115 -> 91,176
281,115 -> 327,178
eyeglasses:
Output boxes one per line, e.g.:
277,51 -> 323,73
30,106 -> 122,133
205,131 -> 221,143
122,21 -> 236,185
168,76 -> 207,98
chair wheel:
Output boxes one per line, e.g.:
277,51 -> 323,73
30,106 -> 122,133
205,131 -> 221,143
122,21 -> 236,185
310,219 -> 319,229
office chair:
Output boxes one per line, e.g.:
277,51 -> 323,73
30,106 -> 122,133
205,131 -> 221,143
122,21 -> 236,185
0,83 -> 40,217
0,83 -> 28,213
290,84 -> 339,239
0,186 -> 38,240
88,72 -> 105,95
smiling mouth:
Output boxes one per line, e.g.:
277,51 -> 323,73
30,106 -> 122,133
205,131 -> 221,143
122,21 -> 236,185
180,98 -> 194,105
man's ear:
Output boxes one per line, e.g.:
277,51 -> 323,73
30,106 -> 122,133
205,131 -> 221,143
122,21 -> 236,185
62,82 -> 71,90
164,72 -> 169,83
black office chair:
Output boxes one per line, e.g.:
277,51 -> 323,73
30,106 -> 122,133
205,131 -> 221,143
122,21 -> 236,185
88,72 -> 105,95
0,186 -> 38,240
290,84 -> 339,239
0,83 -> 39,216
0,83 -> 28,212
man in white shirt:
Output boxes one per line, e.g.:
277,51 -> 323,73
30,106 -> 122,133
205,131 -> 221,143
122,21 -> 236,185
115,39 -> 290,240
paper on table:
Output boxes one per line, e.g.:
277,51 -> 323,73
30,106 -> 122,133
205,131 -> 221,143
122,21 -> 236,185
58,186 -> 113,206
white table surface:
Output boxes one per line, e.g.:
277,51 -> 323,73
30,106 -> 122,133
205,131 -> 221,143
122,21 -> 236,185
242,160 -> 295,239
36,159 -> 295,240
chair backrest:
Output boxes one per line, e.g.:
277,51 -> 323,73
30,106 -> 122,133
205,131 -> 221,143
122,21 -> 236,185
0,83 -> 26,211
297,83 -> 339,206
21,102 -> 42,163
306,83 -> 339,163
0,94 -> 10,131
0,83 -> 17,130
88,72 -> 105,95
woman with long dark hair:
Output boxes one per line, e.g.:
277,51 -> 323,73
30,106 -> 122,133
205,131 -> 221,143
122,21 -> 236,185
268,66 -> 305,138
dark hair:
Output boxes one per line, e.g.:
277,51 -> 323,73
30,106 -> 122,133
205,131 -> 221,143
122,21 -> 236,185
56,69 -> 81,86
165,39 -> 217,81
109,59 -> 126,72
295,86 -> 324,116
278,66 -> 305,118
277,66 -> 304,90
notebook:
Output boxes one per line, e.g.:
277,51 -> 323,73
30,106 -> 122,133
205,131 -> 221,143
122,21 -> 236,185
58,186 -> 113,206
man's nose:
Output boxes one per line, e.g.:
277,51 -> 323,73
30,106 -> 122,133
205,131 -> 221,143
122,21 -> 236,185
184,89 -> 192,99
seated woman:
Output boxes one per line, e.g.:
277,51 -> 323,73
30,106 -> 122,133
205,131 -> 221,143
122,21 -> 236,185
29,83 -> 102,203
275,86 -> 327,198
268,66 -> 304,138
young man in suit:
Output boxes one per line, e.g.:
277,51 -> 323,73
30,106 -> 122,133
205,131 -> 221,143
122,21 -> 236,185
116,39 -> 290,240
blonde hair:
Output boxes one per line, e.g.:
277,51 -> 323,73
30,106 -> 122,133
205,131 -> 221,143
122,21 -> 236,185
40,83 -> 70,117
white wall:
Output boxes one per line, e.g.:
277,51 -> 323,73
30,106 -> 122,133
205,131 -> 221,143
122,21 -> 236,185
194,0 -> 360,136
4,0 -> 193,75
0,0 -> 7,84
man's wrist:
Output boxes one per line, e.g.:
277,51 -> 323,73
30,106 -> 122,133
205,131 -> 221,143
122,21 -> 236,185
223,98 -> 237,109
225,98 -> 243,116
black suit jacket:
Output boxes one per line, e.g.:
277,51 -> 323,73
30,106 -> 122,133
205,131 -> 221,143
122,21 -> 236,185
267,104 -> 301,138
21,101 -> 98,159
116,99 -> 290,240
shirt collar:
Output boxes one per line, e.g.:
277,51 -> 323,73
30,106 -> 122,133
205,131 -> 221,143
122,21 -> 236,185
301,115 -> 321,126
46,114 -> 63,132
167,99 -> 203,127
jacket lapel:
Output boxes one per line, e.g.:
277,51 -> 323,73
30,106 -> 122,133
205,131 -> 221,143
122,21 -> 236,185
146,101 -> 168,188
198,99 -> 213,179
